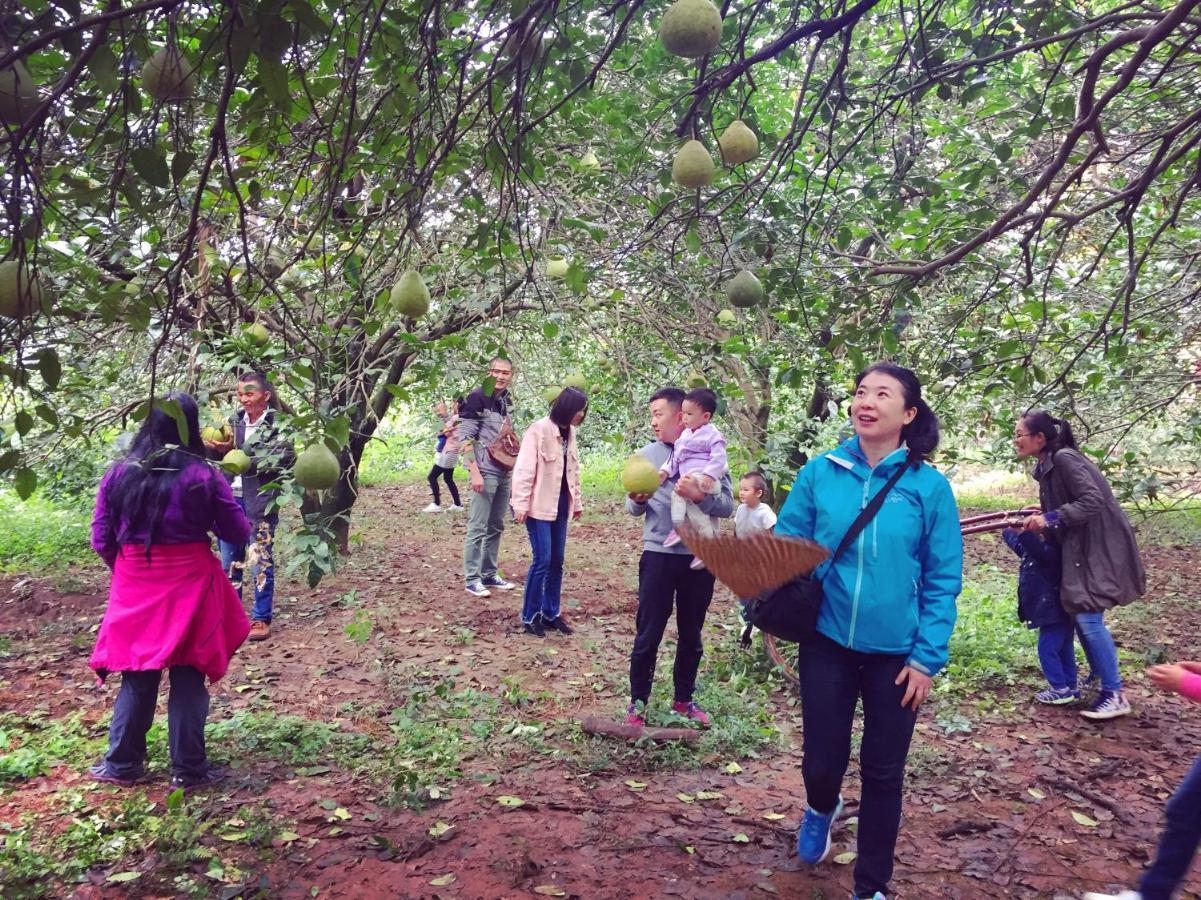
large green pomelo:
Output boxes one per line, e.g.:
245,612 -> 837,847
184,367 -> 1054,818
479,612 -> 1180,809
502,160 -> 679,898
220,449 -> 251,475
672,139 -> 714,189
0,260 -> 44,319
622,454 -> 661,495
726,270 -> 765,308
294,443 -> 340,490
659,0 -> 723,58
142,48 -> 196,102
718,119 -> 759,165
390,269 -> 431,319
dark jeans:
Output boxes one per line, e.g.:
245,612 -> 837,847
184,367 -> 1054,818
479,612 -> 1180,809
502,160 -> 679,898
104,667 -> 210,779
628,551 -> 715,706
1036,621 -> 1077,689
427,464 -> 461,506
218,497 -> 277,623
521,490 -> 570,624
1139,752 -> 1201,900
798,633 -> 919,898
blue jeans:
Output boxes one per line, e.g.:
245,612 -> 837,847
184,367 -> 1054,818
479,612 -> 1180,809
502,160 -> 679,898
1074,611 -> 1121,692
798,633 -> 918,898
1139,753 -> 1201,900
104,667 -> 209,780
219,497 -> 277,623
520,490 -> 570,624
1036,622 -> 1078,689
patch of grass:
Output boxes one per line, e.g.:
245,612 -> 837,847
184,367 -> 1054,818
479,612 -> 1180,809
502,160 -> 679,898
206,711 -> 372,767
0,490 -> 96,574
358,430 -> 432,488
1133,502 -> 1201,546
939,566 -> 1043,697
0,711 -> 105,783
0,787 -> 214,898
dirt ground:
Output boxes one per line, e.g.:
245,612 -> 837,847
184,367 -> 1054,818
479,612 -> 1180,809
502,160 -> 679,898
1,483 -> 1200,899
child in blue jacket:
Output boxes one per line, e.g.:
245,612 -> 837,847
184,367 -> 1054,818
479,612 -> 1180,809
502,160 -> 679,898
1002,526 -> 1075,704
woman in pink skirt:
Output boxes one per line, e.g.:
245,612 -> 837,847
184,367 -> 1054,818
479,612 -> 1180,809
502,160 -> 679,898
88,392 -> 251,790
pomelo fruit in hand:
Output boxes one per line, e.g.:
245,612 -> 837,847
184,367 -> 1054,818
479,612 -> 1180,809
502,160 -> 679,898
220,449 -> 252,475
622,454 -> 661,495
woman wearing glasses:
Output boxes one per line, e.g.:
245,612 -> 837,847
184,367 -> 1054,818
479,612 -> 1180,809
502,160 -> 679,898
1014,411 -> 1145,720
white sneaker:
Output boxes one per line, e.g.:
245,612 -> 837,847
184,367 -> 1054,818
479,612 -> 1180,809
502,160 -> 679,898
1082,891 -> 1141,899
1080,691 -> 1131,721
422,502 -> 443,513
464,581 -> 492,598
447,504 -> 465,512
482,576 -> 516,591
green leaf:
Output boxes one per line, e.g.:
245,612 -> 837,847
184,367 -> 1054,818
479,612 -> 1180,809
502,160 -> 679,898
1071,810 -> 1099,828
37,348 -> 62,390
14,468 -> 38,500
156,398 -> 190,446
495,795 -> 524,807
106,872 -> 141,883
88,45 -> 120,93
482,375 -> 497,396
835,227 -> 852,251
685,227 -> 701,254
15,409 -> 33,436
172,151 -> 197,185
324,416 -> 351,449
130,147 -> 170,189
258,59 -> 292,108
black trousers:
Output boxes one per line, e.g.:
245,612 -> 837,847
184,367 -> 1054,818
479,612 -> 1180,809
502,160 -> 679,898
427,464 -> 460,506
798,633 -> 918,897
628,551 -> 715,706
104,666 -> 210,779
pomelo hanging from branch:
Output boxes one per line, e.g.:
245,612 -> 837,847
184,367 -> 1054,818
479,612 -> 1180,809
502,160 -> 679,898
672,139 -> 715,189
659,0 -> 723,59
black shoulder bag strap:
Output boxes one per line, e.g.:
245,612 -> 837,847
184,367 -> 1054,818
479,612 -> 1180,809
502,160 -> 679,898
825,459 -> 911,571
739,458 -> 911,648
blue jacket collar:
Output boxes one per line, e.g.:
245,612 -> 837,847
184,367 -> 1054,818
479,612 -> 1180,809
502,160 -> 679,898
827,435 -> 909,476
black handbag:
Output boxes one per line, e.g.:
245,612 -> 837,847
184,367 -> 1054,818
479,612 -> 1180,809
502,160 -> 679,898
742,462 -> 909,644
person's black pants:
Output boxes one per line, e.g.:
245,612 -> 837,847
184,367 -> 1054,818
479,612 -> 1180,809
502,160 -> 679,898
104,666 -> 210,780
628,551 -> 715,706
1139,751 -> 1201,899
427,464 -> 460,506
798,633 -> 918,898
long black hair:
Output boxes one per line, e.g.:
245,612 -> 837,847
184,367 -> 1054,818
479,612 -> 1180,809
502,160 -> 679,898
104,392 -> 210,556
549,386 -> 588,428
1020,410 -> 1078,453
853,362 -> 940,464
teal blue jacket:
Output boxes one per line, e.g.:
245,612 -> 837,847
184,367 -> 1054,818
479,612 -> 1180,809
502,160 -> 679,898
776,437 -> 963,676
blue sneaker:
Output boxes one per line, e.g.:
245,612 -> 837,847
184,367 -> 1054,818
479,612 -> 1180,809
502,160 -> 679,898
796,795 -> 843,864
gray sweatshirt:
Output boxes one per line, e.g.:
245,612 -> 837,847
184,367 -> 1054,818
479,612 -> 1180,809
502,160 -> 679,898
455,387 -> 514,477
625,440 -> 734,554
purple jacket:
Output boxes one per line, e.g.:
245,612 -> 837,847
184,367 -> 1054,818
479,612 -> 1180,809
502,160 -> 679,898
660,422 -> 728,483
91,461 -> 252,568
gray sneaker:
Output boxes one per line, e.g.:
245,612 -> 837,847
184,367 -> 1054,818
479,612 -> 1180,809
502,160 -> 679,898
481,575 -> 516,591
1080,690 -> 1131,721
464,581 -> 492,598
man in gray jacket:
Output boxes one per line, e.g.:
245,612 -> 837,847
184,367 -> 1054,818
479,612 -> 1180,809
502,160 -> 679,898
625,386 -> 734,727
457,357 -> 517,597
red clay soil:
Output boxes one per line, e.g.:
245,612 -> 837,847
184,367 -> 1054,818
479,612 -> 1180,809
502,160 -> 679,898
1,484 -> 1199,899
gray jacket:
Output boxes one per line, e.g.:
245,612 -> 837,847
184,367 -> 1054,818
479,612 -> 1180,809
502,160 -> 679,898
455,387 -> 514,477
625,440 -> 734,554
1036,448 -> 1146,613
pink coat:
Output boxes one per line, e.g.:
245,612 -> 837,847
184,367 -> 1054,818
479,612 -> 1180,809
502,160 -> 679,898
91,542 -> 250,683
510,417 -> 582,522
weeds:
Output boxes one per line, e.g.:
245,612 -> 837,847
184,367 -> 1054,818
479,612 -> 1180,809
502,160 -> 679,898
0,712 -> 105,783
0,490 -> 96,574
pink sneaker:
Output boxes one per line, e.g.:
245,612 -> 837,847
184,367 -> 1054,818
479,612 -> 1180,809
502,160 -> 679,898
625,704 -> 645,728
689,557 -> 705,571
672,700 -> 711,727
662,529 -> 682,548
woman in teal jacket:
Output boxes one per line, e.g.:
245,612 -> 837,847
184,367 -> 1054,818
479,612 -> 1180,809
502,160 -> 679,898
777,362 -> 963,900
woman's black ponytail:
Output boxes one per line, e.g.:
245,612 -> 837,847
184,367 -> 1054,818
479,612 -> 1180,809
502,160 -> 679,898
853,362 -> 940,466
1021,410 -> 1078,452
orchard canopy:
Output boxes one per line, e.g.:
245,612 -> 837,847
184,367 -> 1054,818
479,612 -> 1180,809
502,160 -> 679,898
2,0 -> 1199,573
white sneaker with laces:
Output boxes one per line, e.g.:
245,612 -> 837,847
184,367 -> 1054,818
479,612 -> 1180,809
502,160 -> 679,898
1082,891 -> 1141,899
423,502 -> 443,513
447,504 -> 465,512
1080,690 -> 1131,721
482,575 -> 516,591
464,581 -> 492,598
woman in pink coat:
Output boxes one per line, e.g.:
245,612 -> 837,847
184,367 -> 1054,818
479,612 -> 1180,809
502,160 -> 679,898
89,392 -> 251,789
511,387 -> 586,637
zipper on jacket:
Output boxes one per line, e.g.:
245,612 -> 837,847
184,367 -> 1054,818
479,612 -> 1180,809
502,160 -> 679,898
847,468 -> 873,646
